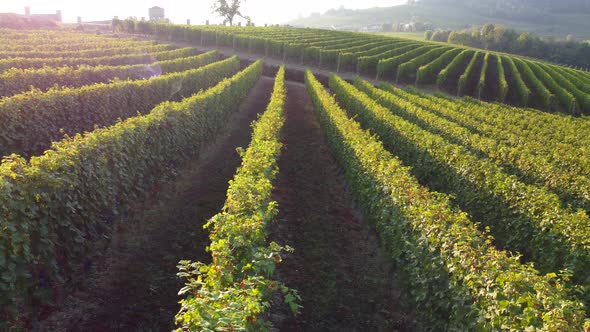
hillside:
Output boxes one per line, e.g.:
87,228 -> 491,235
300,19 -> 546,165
289,0 -> 590,40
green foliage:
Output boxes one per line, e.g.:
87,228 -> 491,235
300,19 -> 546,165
416,48 -> 462,84
444,23 -> 590,69
0,60 -> 264,326
539,62 -> 590,114
0,50 -> 219,97
476,53 -> 490,99
436,49 -> 474,91
513,57 -> 555,111
357,42 -> 418,73
176,66 -> 301,331
0,47 -> 200,73
0,43 -> 172,60
0,54 -> 238,157
457,51 -> 482,96
495,54 -> 509,102
376,45 -> 442,80
306,70 -> 588,330
396,46 -> 452,83
502,55 -> 530,106
527,61 -> 579,114
126,22 -> 590,115
359,79 -> 590,309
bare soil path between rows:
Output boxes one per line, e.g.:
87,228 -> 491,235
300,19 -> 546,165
270,81 -> 414,331
39,77 -> 275,331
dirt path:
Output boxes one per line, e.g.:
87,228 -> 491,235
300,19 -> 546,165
270,81 -> 414,331
40,77 -> 275,332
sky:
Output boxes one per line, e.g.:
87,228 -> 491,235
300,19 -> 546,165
0,0 -> 405,25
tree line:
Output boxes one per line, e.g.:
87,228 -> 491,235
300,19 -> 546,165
425,24 -> 590,69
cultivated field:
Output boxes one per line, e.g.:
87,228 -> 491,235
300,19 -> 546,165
1,27 -> 590,331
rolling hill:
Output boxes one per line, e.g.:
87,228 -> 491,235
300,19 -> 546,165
289,0 -> 590,40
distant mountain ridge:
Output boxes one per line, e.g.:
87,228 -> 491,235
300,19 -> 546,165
289,0 -> 590,40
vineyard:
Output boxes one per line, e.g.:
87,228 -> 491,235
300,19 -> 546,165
1,26 -> 590,331
119,22 -> 590,115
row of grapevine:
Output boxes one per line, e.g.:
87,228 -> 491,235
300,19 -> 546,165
476,53 -> 490,99
0,47 -> 199,73
396,46 -> 454,83
0,29 -> 136,42
339,41 -> 411,70
409,90 -> 590,165
0,59 -> 263,327
415,48 -> 462,84
0,43 -> 173,59
376,45 -> 443,79
528,61 -> 579,113
0,55 -> 238,157
356,42 -> 421,74
502,55 -> 531,106
495,54 -> 509,102
0,50 -> 219,97
513,58 -> 555,111
539,62 -> 590,111
133,23 -> 590,114
176,66 -> 300,330
338,76 -> 590,307
377,83 -> 590,213
457,51 -> 483,96
436,49 -> 474,93
0,37 -> 155,52
305,70 -> 588,330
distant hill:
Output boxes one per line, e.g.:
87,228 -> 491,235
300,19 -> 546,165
289,0 -> 590,40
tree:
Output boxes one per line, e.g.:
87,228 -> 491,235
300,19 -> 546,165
481,23 -> 495,49
516,32 -> 532,53
566,34 -> 575,42
212,0 -> 249,26
492,24 -> 507,49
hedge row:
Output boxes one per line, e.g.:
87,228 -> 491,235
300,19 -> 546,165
396,47 -> 453,83
0,47 -> 200,73
539,62 -> 590,112
176,65 -> 300,331
376,45 -> 443,80
495,54 -> 509,103
0,43 -> 173,60
0,60 -> 264,328
354,78 -> 590,308
404,88 -> 590,172
416,48 -> 463,85
340,41 -> 412,69
436,49 -> 474,92
501,56 -> 531,106
122,22 -> 590,114
513,58 -> 555,111
0,55 -> 238,157
357,43 -> 421,73
0,37 -> 154,52
457,51 -> 482,96
528,61 -> 578,114
476,53 -> 490,99
307,70 -> 588,331
0,50 -> 219,97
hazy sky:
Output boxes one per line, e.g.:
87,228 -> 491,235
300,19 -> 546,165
0,0 -> 405,25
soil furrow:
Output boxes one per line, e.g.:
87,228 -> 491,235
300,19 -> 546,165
270,81 -> 413,332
